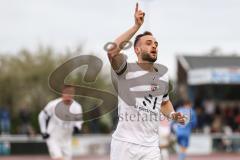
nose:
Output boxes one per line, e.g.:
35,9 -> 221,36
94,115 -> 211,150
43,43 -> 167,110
152,43 -> 157,49
152,45 -> 156,49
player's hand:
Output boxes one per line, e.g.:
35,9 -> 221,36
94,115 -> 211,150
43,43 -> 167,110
134,3 -> 145,27
41,133 -> 50,140
171,112 -> 186,125
73,126 -> 81,134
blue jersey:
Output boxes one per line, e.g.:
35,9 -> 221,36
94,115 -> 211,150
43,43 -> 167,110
0,109 -> 10,122
173,107 -> 197,136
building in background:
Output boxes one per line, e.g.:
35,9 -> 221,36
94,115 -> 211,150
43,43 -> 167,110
177,55 -> 240,132
177,55 -> 240,103
176,54 -> 240,151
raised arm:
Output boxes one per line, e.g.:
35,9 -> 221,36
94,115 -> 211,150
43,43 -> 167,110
107,3 -> 145,71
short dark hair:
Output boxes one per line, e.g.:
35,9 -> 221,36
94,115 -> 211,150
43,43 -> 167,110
183,99 -> 192,106
134,31 -> 153,47
61,85 -> 75,91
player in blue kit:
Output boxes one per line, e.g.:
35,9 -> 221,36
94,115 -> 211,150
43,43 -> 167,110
172,100 -> 197,160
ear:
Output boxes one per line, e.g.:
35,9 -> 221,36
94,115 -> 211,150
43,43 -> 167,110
134,47 -> 140,55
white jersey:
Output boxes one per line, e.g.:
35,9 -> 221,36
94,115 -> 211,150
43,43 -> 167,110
112,59 -> 169,147
38,98 -> 83,140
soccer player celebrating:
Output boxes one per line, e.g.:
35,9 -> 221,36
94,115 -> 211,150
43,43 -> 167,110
107,3 -> 186,160
38,85 -> 83,160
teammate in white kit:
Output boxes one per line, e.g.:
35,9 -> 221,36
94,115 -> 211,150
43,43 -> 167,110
159,117 -> 171,160
107,3 -> 186,160
38,85 -> 83,160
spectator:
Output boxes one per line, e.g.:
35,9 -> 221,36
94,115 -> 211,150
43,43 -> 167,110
88,105 -> 101,133
211,115 -> 222,133
18,106 -> 35,136
0,106 -> 10,135
203,99 -> 215,125
195,106 -> 206,132
172,100 -> 197,160
234,106 -> 240,132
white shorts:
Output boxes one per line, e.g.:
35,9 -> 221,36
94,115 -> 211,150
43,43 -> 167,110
46,138 -> 72,160
110,138 -> 161,160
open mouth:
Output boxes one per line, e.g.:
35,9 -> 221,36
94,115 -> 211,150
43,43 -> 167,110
151,50 -> 157,54
150,51 -> 157,56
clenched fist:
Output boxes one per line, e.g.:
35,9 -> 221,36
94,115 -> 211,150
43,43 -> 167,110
171,112 -> 186,125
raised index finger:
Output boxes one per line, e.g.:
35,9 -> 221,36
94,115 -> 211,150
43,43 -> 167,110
135,3 -> 138,13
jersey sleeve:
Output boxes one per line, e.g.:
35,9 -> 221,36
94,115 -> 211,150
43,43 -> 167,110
114,54 -> 128,76
38,100 -> 56,133
162,93 -> 169,102
71,102 -> 84,130
162,72 -> 170,102
43,100 -> 55,116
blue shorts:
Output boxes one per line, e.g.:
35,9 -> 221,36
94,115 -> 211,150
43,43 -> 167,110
177,135 -> 189,148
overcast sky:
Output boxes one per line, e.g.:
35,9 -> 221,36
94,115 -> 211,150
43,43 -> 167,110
0,0 -> 240,78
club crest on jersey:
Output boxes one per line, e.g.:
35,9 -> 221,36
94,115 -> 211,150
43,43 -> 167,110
151,84 -> 158,91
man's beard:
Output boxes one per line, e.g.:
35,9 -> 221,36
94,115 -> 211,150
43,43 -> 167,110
142,52 -> 157,63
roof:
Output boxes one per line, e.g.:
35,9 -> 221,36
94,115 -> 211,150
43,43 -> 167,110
180,55 -> 240,70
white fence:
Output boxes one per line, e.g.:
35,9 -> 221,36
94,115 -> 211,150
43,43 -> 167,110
0,133 -> 240,155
